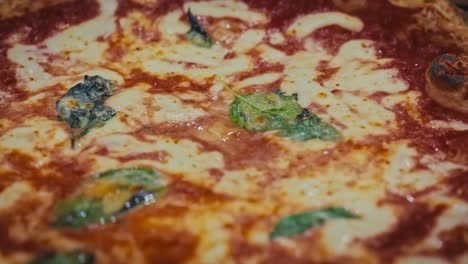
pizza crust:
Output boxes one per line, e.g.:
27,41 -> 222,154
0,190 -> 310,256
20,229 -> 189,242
398,0 -> 468,52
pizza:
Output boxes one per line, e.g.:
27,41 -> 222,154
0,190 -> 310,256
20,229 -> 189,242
0,0 -> 467,263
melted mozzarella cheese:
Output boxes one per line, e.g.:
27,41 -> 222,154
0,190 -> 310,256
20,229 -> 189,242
108,87 -> 206,124
8,0 -> 118,92
86,134 -> 224,182
2,1 -> 467,263
183,1 -> 268,25
279,39 -> 407,140
287,12 -> 364,38
233,29 -> 265,53
326,40 -> 407,94
0,118 -> 68,163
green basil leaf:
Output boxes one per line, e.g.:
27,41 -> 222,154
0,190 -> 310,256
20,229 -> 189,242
270,207 -> 358,239
94,168 -> 164,191
94,168 -> 166,213
54,168 -> 167,228
29,251 -> 94,264
56,75 -> 117,147
185,9 -> 213,48
277,109 -> 342,141
218,78 -> 341,141
230,91 -> 303,132
54,197 -> 108,228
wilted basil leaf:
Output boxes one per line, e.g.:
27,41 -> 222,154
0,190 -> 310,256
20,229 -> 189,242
95,168 -> 165,191
277,109 -> 341,141
218,78 -> 341,141
270,207 -> 358,239
54,168 -> 166,228
29,250 -> 94,264
185,9 -> 213,48
230,90 -> 303,131
54,197 -> 107,228
56,75 -> 117,147
116,190 -> 156,214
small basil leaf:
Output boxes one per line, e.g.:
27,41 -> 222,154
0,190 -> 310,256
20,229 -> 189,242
29,250 -> 95,264
277,109 -> 342,141
270,207 -> 358,239
29,251 -> 94,264
185,9 -> 213,48
56,75 -> 117,147
230,91 -> 303,132
54,197 -> 108,228
218,78 -> 341,141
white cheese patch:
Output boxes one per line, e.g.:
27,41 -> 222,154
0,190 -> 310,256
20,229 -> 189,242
279,39 -> 408,140
257,44 -> 287,63
8,0 -> 118,93
429,120 -> 468,131
159,43 -> 228,67
8,44 -> 55,92
183,1 -> 268,25
327,93 -> 397,140
158,10 -> 189,41
281,46 -> 406,140
90,134 -> 224,185
281,51 -> 327,107
0,118 -> 68,164
232,29 -> 265,53
384,143 -> 439,194
214,169 -> 265,199
44,0 -> 117,63
287,12 -> 364,38
326,40 -> 407,94
107,87 -> 206,124
141,55 -> 253,83
269,30 -> 286,45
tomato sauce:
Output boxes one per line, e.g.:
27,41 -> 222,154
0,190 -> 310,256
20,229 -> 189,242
366,201 -> 446,261
0,0 -> 99,44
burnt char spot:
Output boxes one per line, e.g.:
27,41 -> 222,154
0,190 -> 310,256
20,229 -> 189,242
0,0 -> 99,44
446,170 -> 468,201
425,54 -> 468,114
366,202 -> 446,260
429,54 -> 465,90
